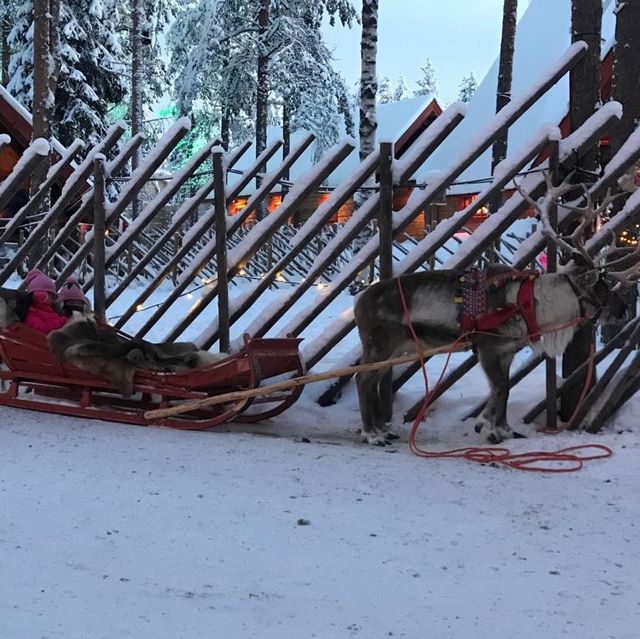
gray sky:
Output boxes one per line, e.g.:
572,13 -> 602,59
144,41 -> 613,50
323,0 -> 532,104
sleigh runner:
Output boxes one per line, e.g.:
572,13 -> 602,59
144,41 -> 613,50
0,323 -> 305,429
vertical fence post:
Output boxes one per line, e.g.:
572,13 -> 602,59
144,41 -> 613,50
92,154 -> 107,320
378,141 -> 394,421
213,149 -> 230,353
378,141 -> 394,280
545,141 -> 559,430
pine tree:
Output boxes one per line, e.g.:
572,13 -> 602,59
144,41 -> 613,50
352,0 -> 378,290
0,0 -> 21,85
458,72 -> 477,103
8,0 -> 127,147
415,58 -> 437,98
169,0 -> 356,159
393,75 -> 411,101
377,75 -> 393,104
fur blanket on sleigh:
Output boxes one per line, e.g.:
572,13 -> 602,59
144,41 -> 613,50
0,288 -> 224,397
47,314 -> 225,397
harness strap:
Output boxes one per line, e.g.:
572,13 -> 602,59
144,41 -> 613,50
517,277 -> 541,342
459,274 -> 541,342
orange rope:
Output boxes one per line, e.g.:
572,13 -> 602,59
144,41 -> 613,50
396,279 -> 612,473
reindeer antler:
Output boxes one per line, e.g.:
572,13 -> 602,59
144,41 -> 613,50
558,187 -> 625,266
513,170 -> 595,266
608,262 -> 640,288
514,172 -> 623,269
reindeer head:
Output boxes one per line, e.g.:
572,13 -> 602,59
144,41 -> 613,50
514,171 -> 639,323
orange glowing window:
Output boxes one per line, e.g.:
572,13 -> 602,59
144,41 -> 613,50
461,194 -> 477,209
268,194 -> 283,212
231,198 -> 248,215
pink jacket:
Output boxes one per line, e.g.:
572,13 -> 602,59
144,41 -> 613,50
24,294 -> 68,334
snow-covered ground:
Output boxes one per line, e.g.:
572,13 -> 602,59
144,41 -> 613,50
2,281 -> 640,638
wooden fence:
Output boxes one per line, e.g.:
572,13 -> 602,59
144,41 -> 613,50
2,40 -> 640,432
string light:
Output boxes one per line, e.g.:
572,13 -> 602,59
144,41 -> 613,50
108,273 -> 333,321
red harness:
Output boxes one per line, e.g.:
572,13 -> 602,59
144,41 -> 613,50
458,270 -> 541,342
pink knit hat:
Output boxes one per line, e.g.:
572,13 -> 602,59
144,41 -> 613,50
57,276 -> 88,304
26,269 -> 56,294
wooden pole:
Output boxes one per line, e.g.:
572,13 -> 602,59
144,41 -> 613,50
143,340 -> 471,421
213,149 -> 230,353
378,141 -> 393,280
377,141 -> 394,419
92,155 -> 107,319
545,140 -> 559,430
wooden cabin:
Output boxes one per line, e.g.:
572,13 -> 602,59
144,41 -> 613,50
0,85 -> 79,222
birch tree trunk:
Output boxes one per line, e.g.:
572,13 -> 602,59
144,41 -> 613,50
349,0 -> 379,291
560,0 -> 602,421
255,0 -> 269,220
358,0 -> 378,163
489,0 -> 518,214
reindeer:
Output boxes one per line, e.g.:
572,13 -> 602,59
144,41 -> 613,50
354,173 -> 639,445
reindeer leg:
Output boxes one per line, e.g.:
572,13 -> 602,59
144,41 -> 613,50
356,331 -> 397,445
475,342 -> 516,444
378,369 -> 395,425
356,366 -> 391,445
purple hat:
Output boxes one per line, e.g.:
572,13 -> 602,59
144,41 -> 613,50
26,269 -> 56,294
57,276 -> 88,304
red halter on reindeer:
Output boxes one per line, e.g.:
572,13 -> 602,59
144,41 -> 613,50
354,171 -> 640,446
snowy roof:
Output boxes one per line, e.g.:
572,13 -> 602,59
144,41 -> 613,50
231,96 -> 437,194
0,84 -> 68,157
423,0 -> 617,195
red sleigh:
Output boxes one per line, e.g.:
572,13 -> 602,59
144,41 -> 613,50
0,323 -> 305,429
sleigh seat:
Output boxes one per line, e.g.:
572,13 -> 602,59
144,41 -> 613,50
0,323 -> 304,430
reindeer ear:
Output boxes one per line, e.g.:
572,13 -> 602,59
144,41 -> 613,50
574,270 -> 600,289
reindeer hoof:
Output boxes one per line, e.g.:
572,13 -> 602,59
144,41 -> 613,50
474,417 -> 491,434
485,424 -> 514,445
385,432 -> 400,441
360,428 -> 389,446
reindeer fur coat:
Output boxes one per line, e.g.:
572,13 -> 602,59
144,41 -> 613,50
353,265 -> 610,445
